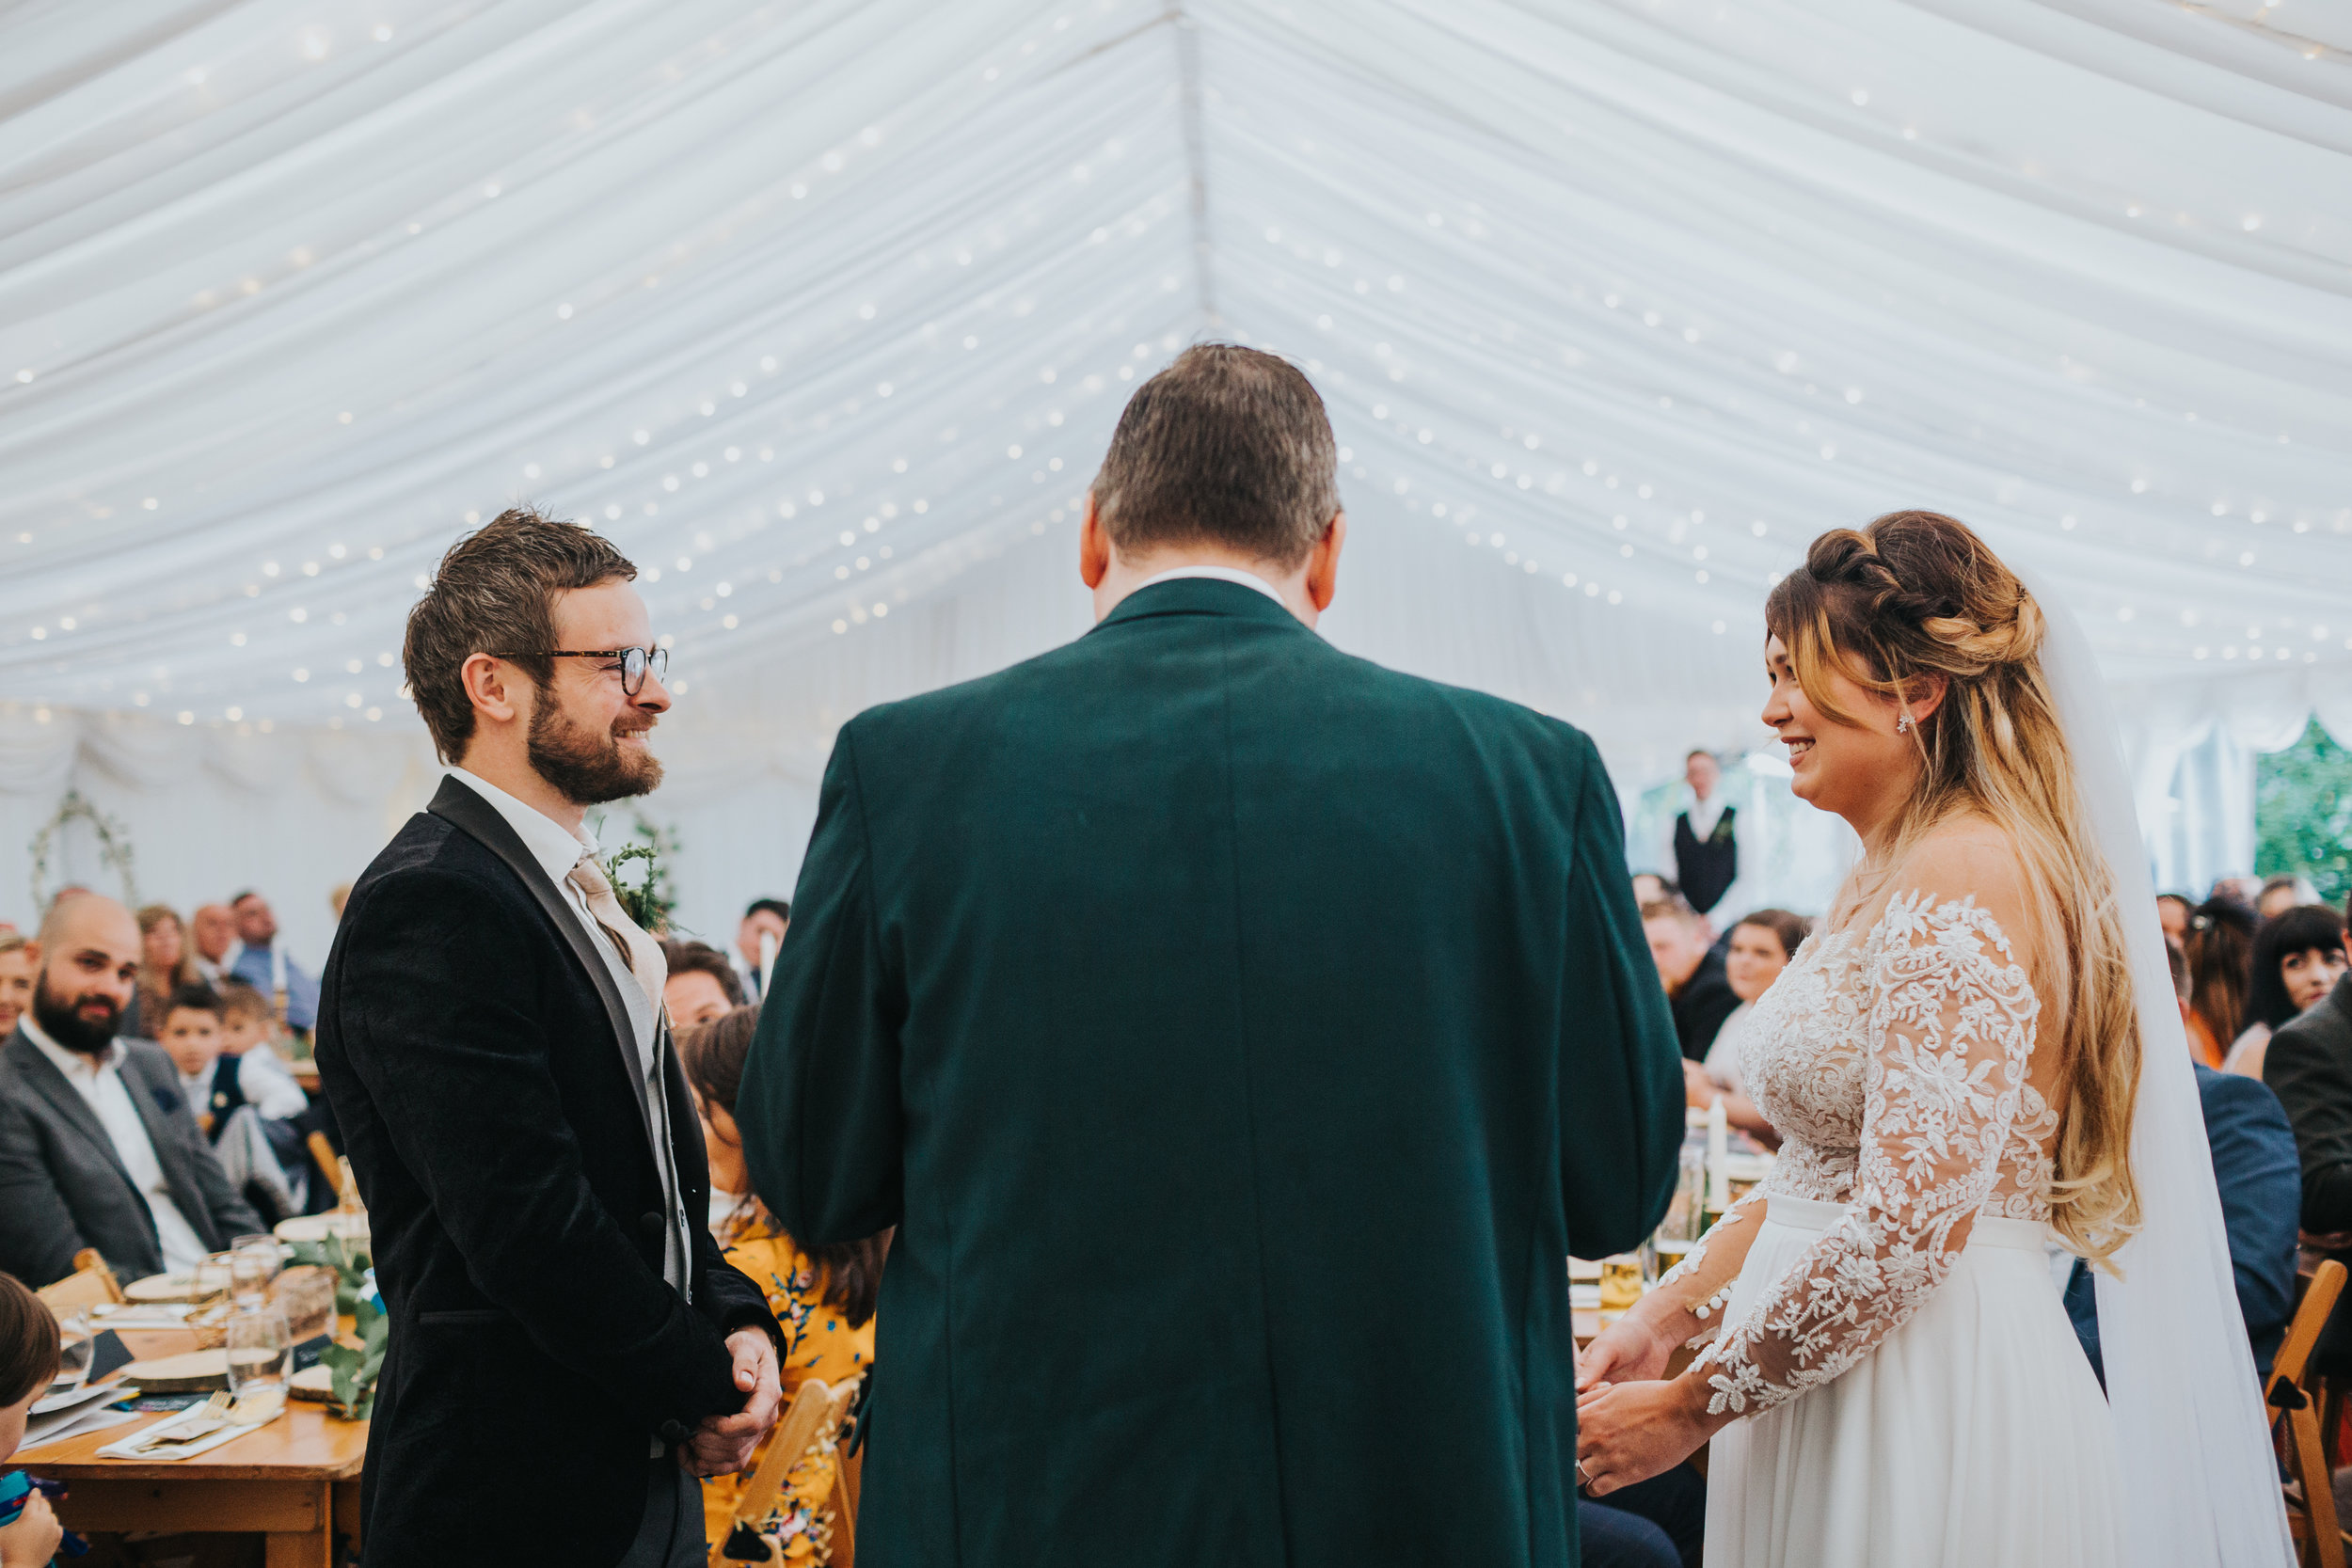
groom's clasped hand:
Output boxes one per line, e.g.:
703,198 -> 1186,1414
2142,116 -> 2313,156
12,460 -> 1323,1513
1574,1307 -> 1730,1497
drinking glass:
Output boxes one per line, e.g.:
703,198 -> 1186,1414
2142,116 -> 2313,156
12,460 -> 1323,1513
225,1310 -> 292,1422
189,1253 -> 234,1307
52,1310 -> 94,1395
230,1236 -> 282,1311
1597,1255 -> 1645,1314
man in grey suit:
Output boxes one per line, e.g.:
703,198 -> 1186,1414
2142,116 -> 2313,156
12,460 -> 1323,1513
0,894 -> 262,1286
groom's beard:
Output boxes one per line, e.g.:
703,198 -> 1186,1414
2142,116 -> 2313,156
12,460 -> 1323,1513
529,698 -> 663,805
33,973 -> 122,1054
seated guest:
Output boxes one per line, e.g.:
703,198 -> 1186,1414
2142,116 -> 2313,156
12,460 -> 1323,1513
213,982 -> 310,1122
188,902 -> 236,986
1683,909 -> 1809,1149
679,1006 -> 881,1565
2223,904 -> 2348,1082
662,941 -> 744,1031
0,1271 -> 65,1566
129,905 -> 200,1040
1642,895 -> 1738,1062
1582,1466 -> 1705,1568
224,891 -> 319,1034
2070,943 -> 2298,1379
0,895 -> 263,1286
2157,892 -> 2192,950
0,934 -> 31,1039
2264,896 -> 2352,1378
736,899 -> 791,1001
2260,873 -> 2322,922
1629,873 -> 1674,910
155,985 -> 300,1222
2184,895 -> 2257,1069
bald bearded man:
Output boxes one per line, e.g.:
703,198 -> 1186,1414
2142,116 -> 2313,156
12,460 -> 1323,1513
0,895 -> 262,1285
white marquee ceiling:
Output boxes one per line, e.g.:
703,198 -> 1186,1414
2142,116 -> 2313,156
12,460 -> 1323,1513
3,0 -> 2349,799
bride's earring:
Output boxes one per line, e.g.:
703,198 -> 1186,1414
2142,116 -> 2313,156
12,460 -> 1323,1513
1896,711 -> 1914,734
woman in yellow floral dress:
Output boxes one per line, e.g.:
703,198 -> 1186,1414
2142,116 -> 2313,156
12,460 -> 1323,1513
681,1006 -> 889,1564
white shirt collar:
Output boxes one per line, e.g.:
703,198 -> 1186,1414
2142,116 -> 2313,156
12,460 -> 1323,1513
450,768 -> 597,885
1132,564 -> 1288,607
20,1011 -> 122,1079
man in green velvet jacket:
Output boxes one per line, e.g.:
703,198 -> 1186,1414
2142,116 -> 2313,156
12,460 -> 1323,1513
739,345 -> 1684,1567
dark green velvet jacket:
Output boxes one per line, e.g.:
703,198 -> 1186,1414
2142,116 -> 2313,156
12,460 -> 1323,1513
739,578 -> 1683,1568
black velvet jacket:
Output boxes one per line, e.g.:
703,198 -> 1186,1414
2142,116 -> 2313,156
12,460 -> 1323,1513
314,776 -> 778,1566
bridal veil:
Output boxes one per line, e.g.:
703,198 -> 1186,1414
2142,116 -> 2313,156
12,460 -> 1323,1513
2028,568 -> 2295,1565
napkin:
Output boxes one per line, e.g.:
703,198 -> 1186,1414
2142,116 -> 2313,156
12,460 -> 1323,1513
97,1393 -> 273,1462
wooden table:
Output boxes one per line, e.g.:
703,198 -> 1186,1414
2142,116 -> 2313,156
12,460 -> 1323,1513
13,1329 -> 366,1567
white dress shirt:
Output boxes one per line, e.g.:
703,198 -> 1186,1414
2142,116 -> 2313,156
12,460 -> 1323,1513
21,1015 -> 213,1272
230,1046 -> 310,1120
448,769 -> 691,1299
1131,563 -> 1289,607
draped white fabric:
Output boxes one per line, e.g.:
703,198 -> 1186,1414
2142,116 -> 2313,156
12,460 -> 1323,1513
1,0 -> 2346,948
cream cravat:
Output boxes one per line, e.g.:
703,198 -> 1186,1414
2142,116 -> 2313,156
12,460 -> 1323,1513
565,853 -> 669,1008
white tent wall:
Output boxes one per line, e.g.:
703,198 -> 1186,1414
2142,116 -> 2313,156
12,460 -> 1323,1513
2,0 -> 2348,943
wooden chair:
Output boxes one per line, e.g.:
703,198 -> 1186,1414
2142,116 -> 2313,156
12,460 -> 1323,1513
724,1376 -> 863,1564
2273,1257 -> 2346,1568
307,1131 -> 350,1207
37,1248 -> 125,1317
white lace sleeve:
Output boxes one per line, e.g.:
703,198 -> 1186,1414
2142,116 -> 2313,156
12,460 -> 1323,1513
1693,893 -> 2042,1416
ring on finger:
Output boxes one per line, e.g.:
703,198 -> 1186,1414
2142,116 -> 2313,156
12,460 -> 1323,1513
1575,1461 -> 1595,1489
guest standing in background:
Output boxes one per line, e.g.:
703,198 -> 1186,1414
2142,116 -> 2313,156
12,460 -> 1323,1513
739,345 -> 1681,1567
188,903 -> 236,987
680,1006 -> 880,1563
1683,909 -> 1809,1148
129,905 -> 201,1040
2222,905 -> 2347,1081
0,935 -> 32,1039
734,900 -> 790,1002
1664,750 -> 1740,919
226,892 -> 319,1034
2185,896 -> 2259,1069
1643,895 -> 1740,1062
661,942 -> 744,1032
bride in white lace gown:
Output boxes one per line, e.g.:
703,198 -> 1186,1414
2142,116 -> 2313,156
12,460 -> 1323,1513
1574,512 -> 2287,1567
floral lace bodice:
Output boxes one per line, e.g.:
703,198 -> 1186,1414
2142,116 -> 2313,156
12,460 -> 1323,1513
1669,891 -> 2060,1417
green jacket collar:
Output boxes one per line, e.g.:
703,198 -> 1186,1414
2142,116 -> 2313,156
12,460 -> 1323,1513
1092,576 -> 1308,634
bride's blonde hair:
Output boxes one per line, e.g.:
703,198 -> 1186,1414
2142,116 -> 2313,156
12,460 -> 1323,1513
1766,511 -> 2141,1267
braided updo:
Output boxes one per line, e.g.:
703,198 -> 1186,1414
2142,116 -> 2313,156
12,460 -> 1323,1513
1770,512 -> 2045,714
1767,509 -> 2143,1266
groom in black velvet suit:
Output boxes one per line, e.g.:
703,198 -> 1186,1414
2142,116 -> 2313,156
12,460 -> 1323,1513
315,511 -> 781,1568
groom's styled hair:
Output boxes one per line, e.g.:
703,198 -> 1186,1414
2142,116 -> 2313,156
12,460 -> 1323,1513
404,507 -> 637,763
1090,344 -> 1340,568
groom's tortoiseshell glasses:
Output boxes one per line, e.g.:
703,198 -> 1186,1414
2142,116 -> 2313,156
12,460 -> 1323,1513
495,645 -> 668,696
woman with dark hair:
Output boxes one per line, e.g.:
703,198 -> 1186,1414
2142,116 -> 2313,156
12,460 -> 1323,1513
2185,897 -> 2260,1069
678,1005 -> 884,1564
1685,909 -> 1813,1149
2223,906 -> 2349,1082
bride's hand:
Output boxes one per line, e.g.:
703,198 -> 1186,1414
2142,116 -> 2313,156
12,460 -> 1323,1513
1575,1373 -> 1726,1497
1575,1302 -> 1680,1391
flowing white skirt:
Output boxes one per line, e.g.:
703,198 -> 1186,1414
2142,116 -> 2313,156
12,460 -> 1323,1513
1703,1195 -> 2125,1568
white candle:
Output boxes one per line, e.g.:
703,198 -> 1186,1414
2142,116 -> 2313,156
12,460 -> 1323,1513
1707,1096 -> 1730,1212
